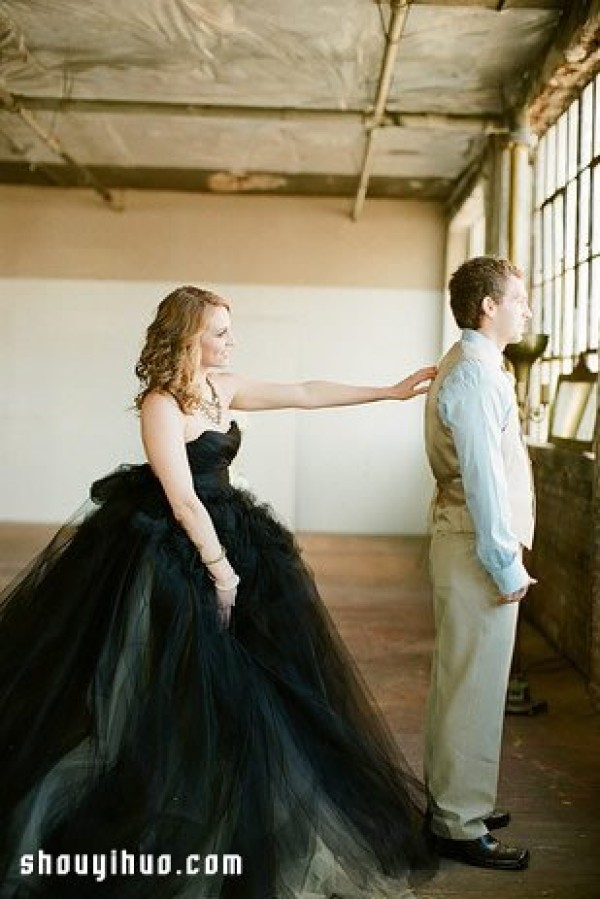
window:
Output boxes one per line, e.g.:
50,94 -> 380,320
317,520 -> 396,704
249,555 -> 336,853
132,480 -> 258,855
531,72 -> 599,443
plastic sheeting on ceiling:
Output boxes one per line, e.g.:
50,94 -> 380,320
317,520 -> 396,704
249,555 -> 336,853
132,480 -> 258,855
0,1 -> 568,204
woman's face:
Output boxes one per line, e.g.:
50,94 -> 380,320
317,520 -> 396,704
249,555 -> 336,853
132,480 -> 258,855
197,305 -> 235,369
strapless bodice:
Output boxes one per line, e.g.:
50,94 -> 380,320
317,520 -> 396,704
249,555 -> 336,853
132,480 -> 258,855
90,421 -> 241,507
185,421 -> 241,489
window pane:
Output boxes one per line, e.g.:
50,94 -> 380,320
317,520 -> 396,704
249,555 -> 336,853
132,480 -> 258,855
592,162 -> 600,257
590,256 -> 600,352
561,357 -> 573,375
563,268 -> 575,359
532,283 -> 543,333
535,136 -> 546,208
556,110 -> 568,189
577,168 -> 591,263
580,81 -> 594,169
575,261 -> 589,353
553,193 -> 564,277
546,123 -> 557,197
532,209 -> 543,286
567,99 -> 579,182
565,179 -> 578,270
594,74 -> 600,158
553,275 -> 563,357
542,202 -> 553,281
543,277 -> 555,352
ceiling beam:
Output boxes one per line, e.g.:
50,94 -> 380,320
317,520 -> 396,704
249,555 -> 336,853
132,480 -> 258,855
405,0 -> 565,7
0,86 -> 119,208
0,162 -> 452,200
6,95 -> 504,133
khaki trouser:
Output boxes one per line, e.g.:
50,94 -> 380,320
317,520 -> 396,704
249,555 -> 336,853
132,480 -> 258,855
424,531 -> 518,840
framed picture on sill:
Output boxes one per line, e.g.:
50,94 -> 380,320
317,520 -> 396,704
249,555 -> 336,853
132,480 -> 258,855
548,355 -> 597,452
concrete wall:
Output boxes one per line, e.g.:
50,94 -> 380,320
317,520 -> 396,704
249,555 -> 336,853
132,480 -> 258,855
0,188 -> 445,533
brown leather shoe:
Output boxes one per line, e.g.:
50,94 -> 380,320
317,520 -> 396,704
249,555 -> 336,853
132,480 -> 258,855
435,833 -> 529,870
483,808 -> 511,830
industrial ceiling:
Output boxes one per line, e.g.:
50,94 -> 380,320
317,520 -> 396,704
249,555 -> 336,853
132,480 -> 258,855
0,1 -> 597,213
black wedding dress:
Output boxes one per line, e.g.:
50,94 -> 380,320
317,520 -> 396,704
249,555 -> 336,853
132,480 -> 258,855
0,422 -> 435,898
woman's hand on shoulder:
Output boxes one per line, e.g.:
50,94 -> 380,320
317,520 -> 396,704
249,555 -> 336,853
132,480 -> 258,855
389,365 -> 437,401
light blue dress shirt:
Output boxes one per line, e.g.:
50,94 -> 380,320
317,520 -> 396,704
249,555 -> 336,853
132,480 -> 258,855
438,329 -> 529,596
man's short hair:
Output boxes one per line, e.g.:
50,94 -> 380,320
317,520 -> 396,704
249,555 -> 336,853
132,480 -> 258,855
449,256 -> 523,330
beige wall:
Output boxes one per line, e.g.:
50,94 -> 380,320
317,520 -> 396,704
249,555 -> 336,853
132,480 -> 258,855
0,188 -> 445,533
0,188 -> 442,288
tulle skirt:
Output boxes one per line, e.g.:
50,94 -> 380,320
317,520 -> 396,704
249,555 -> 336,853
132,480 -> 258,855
0,465 -> 435,897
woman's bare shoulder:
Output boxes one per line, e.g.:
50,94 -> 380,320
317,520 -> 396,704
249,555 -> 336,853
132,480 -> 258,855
140,390 -> 182,422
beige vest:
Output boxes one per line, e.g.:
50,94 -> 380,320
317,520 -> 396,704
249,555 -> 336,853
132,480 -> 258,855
425,340 -> 535,549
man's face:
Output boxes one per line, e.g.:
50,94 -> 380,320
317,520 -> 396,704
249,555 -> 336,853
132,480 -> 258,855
490,274 -> 532,344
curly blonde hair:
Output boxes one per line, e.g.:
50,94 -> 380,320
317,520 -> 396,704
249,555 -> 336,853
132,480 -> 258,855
134,286 -> 230,413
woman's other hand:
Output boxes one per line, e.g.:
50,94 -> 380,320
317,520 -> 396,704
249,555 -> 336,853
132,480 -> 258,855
215,582 -> 237,628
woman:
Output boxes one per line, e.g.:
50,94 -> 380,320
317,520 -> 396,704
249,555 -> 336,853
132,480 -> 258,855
0,286 -> 436,898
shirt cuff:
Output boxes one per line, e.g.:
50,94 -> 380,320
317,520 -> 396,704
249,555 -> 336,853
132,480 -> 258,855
491,555 -> 529,596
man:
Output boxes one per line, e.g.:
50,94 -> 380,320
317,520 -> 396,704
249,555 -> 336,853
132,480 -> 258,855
424,256 -> 536,870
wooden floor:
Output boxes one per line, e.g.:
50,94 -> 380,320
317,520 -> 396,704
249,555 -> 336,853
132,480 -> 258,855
1,527 -> 599,898
301,533 -> 600,899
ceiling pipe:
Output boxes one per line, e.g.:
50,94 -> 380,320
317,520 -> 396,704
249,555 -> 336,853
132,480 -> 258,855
352,0 -> 411,221
0,86 -> 120,208
508,107 -> 534,272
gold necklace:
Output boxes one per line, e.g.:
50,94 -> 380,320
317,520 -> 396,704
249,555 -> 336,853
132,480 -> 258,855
197,377 -> 222,425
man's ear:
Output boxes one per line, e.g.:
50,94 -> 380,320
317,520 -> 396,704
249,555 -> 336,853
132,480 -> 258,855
480,295 -> 497,319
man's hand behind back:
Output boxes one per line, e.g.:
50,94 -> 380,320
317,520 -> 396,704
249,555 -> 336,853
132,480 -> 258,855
499,575 -> 537,604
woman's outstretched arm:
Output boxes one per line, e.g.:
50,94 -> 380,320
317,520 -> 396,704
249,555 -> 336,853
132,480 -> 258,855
222,366 -> 437,412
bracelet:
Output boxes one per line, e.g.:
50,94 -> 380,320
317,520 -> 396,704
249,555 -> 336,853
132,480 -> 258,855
202,546 -> 226,566
213,573 -> 240,591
